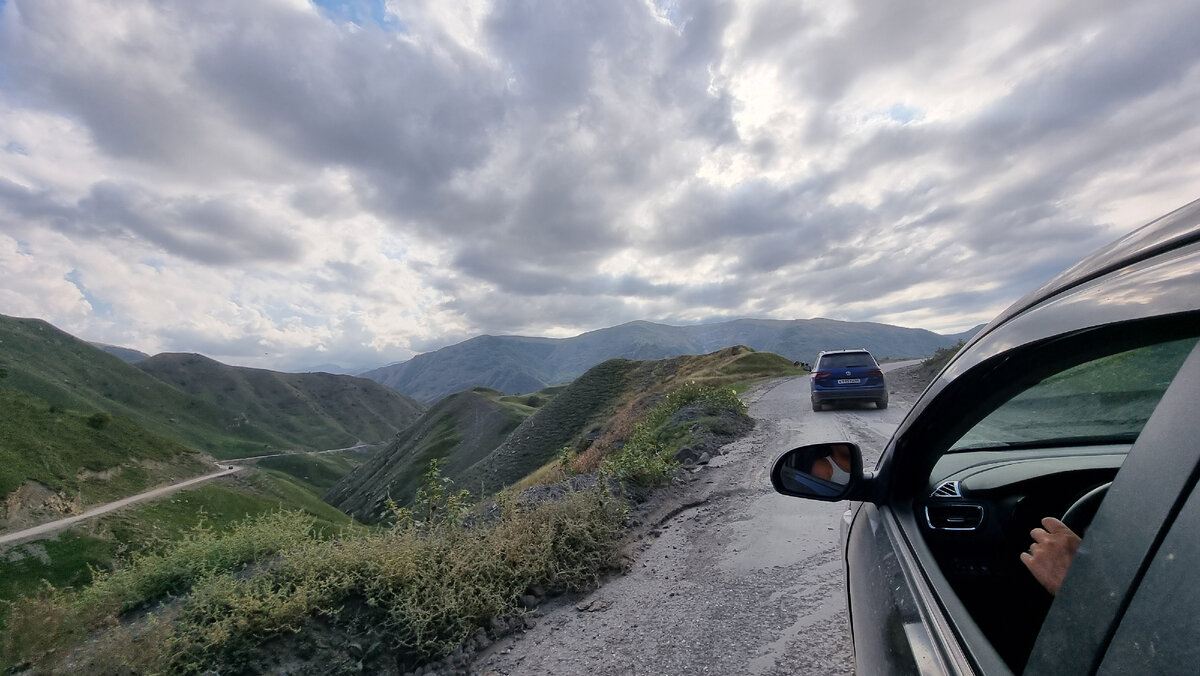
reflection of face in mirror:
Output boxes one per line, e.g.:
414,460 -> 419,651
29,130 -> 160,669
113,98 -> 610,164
778,443 -> 854,498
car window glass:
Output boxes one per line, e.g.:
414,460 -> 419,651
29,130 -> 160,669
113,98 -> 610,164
819,353 -> 875,369
949,337 -> 1198,452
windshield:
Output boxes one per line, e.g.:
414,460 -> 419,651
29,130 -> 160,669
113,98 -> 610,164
950,337 -> 1197,451
819,353 -> 876,369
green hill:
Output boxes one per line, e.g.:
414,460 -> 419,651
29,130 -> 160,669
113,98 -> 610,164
456,346 -> 800,496
335,346 -> 802,517
137,353 -> 425,453
0,315 -> 424,459
325,388 -> 539,521
0,389 -> 212,531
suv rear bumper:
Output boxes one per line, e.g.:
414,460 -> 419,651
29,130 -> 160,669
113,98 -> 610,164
812,386 -> 888,403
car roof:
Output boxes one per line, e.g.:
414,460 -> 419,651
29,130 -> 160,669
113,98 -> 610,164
965,198 -> 1200,350
818,349 -> 871,355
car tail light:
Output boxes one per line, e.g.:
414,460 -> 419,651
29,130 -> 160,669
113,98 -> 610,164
867,369 -> 883,377
813,371 -> 831,380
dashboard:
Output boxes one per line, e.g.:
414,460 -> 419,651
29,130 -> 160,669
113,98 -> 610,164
915,444 -> 1128,670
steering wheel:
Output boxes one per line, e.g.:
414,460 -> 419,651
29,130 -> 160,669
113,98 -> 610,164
1061,482 -> 1111,536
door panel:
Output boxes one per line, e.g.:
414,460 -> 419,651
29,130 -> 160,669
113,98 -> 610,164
847,503 -> 970,675
1097,483 -> 1200,673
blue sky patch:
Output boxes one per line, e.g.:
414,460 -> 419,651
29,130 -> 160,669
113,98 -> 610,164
311,0 -> 401,31
66,270 -> 114,317
888,103 -> 922,124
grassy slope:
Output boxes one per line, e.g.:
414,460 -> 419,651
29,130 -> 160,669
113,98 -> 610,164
0,316 -> 299,458
256,451 -> 362,493
456,346 -> 802,497
0,473 -> 357,626
326,389 -> 532,521
136,353 -> 425,451
0,347 -> 800,672
0,315 -> 425,460
0,389 -> 211,507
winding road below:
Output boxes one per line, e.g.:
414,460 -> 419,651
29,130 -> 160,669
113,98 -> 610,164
0,465 -> 241,546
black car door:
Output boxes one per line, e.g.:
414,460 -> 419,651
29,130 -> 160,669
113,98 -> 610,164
853,325 -> 1200,675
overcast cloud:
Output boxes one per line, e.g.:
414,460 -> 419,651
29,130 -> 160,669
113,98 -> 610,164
1,0 -> 1197,372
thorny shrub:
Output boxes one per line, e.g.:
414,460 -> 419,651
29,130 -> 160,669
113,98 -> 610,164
3,474 -> 627,674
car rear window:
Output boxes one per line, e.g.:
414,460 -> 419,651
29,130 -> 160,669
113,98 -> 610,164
949,337 -> 1198,451
818,353 -> 876,369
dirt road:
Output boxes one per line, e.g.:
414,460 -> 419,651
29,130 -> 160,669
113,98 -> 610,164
0,466 -> 240,547
476,362 -> 923,676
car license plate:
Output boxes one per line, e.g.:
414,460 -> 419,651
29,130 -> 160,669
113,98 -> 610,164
837,378 -> 861,384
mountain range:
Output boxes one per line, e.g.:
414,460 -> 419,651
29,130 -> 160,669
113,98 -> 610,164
361,318 -> 978,403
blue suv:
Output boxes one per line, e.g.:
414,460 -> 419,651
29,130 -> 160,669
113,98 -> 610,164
810,349 -> 888,411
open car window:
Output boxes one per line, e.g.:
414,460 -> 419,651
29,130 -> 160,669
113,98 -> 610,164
917,334 -> 1199,673
949,337 -> 1198,452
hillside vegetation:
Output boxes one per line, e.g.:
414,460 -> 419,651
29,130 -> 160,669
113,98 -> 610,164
0,464 -> 359,629
138,352 -> 425,453
3,483 -> 626,674
0,344 -> 800,674
0,314 -> 424,459
326,388 -> 536,522
0,389 -> 211,530
337,346 -> 802,518
363,317 -> 976,403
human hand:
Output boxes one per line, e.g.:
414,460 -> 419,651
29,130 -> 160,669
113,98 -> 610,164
1020,517 -> 1082,596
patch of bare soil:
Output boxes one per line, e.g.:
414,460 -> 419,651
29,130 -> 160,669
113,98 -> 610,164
1,480 -> 81,533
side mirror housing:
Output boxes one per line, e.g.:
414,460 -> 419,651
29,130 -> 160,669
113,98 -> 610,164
771,442 -> 864,501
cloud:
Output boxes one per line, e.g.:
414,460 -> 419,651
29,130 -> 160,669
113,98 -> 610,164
1,0 -> 1199,371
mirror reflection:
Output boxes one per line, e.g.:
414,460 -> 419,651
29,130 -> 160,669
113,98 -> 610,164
777,443 -> 855,498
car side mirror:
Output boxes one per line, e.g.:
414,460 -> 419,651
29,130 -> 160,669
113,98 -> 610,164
771,442 -> 863,501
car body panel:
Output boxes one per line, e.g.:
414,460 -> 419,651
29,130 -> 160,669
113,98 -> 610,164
1096,478 -> 1200,673
800,200 -> 1200,675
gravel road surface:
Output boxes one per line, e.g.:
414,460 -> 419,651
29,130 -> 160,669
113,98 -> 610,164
0,465 -> 240,547
475,362 -> 925,676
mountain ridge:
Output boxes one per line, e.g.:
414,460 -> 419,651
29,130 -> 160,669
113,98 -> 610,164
362,317 -> 979,403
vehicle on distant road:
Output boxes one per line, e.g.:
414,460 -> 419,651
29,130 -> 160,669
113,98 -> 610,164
810,349 -> 888,411
773,198 -> 1200,675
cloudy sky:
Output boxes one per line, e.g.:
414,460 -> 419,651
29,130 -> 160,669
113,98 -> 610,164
1,0 -> 1198,373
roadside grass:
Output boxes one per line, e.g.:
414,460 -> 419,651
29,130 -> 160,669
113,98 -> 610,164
921,340 -> 965,375
256,452 -> 362,493
0,476 -> 357,633
597,381 -> 748,485
0,533 -> 116,627
2,481 -> 627,674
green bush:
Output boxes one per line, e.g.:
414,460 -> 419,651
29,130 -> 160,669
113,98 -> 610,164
3,476 -> 628,674
86,412 -> 112,429
601,382 -> 746,485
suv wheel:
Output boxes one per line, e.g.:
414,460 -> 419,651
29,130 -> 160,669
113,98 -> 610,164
877,398 -> 888,410
812,400 -> 822,412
